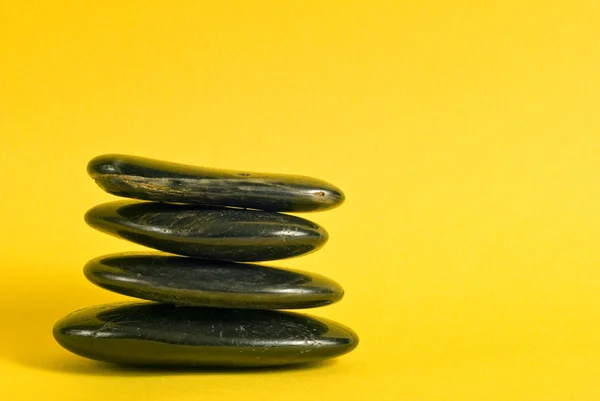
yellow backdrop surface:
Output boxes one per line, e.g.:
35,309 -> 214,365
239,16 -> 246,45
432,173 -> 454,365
1,1 -> 600,400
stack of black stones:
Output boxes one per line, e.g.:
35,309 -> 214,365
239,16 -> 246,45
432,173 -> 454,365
53,155 -> 358,367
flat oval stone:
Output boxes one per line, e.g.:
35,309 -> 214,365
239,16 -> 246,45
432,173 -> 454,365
85,201 -> 328,261
53,303 -> 358,367
88,154 -> 345,212
84,252 -> 344,309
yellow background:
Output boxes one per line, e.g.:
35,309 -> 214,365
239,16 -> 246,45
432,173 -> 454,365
1,1 -> 600,399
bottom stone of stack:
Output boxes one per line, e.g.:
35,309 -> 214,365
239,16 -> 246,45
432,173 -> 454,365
53,302 -> 359,367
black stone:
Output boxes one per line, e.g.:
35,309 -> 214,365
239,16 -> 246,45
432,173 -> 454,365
53,302 -> 359,367
84,252 -> 344,309
85,201 -> 328,262
88,154 -> 345,212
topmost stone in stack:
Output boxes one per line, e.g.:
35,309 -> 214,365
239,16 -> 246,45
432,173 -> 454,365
88,154 -> 345,212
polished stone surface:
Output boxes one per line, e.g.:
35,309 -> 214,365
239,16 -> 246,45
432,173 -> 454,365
88,154 -> 345,212
53,302 -> 359,367
84,252 -> 344,309
85,201 -> 328,261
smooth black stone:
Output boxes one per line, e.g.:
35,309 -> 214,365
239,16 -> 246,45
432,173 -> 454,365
84,252 -> 344,309
85,201 -> 328,262
88,154 -> 345,212
53,302 -> 359,367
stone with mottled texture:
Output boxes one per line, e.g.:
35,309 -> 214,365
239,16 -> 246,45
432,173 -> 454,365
88,154 -> 345,212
